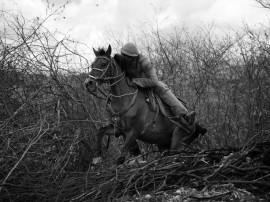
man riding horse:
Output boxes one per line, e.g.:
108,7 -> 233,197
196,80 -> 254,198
85,44 -> 206,164
119,43 -> 196,133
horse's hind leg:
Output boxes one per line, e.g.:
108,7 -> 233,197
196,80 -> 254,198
130,142 -> 141,156
156,144 -> 171,158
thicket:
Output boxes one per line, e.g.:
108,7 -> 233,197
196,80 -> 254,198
0,4 -> 270,201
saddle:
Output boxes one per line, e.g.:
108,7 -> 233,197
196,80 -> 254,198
144,88 -> 191,134
144,88 -> 185,118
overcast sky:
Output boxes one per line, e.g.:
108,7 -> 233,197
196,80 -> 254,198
2,0 -> 270,47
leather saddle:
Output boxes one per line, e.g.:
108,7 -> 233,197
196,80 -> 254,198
144,88 -> 187,118
144,88 -> 193,134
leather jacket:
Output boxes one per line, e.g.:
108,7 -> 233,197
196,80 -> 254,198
132,54 -> 159,88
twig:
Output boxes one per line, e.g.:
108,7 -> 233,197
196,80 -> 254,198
0,79 -> 51,130
0,123 -> 50,192
191,191 -> 232,200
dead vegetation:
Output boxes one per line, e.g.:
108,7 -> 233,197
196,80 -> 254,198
0,3 -> 270,201
69,142 -> 270,201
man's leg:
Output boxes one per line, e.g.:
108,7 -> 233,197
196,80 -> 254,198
155,81 -> 195,133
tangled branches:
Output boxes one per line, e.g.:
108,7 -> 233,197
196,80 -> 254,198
0,7 -> 107,202
69,142 -> 270,201
1,140 -> 269,201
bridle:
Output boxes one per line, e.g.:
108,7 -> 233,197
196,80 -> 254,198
88,56 -> 138,118
89,56 -> 125,87
88,54 -> 155,139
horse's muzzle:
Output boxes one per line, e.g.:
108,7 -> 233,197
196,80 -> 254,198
85,77 -> 97,93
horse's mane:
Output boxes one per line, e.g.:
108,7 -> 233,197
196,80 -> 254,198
114,53 -> 128,72
114,54 -> 139,78
96,48 -> 107,56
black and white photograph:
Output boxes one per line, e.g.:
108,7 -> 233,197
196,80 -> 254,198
1,0 -> 270,201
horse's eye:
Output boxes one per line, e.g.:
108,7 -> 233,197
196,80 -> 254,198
102,63 -> 106,67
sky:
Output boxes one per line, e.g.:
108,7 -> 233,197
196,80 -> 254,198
1,0 -> 270,48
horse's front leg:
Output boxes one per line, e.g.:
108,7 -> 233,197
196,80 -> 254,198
96,124 -> 122,157
122,135 -> 141,157
117,130 -> 137,164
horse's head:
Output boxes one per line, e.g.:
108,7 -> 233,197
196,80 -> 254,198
85,45 -> 112,93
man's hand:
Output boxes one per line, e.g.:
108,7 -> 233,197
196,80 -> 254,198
127,78 -> 137,87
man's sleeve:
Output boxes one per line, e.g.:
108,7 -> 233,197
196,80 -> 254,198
132,58 -> 159,88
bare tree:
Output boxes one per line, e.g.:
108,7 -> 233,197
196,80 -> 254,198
255,0 -> 270,9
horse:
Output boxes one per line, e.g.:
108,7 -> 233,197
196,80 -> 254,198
85,45 -> 206,164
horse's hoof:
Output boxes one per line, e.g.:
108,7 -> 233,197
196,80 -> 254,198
117,156 -> 126,165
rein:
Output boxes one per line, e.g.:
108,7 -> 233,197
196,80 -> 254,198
90,56 -> 138,118
107,90 -> 138,117
90,56 -> 125,85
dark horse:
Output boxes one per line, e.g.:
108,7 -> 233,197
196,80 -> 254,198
85,45 -> 206,164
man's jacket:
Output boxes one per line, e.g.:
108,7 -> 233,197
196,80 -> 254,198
132,54 -> 159,88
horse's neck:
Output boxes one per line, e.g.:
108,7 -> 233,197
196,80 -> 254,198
110,66 -> 134,109
110,78 -> 129,97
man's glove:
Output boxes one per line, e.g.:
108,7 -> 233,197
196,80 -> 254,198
126,78 -> 137,87
132,78 -> 157,88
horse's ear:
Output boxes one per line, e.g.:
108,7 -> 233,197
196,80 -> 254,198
93,48 -> 99,56
106,45 -> 112,56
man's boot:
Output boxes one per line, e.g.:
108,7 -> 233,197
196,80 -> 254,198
175,115 -> 195,133
158,89 -> 195,133
158,89 -> 188,114
184,111 -> 196,125
184,111 -> 196,133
